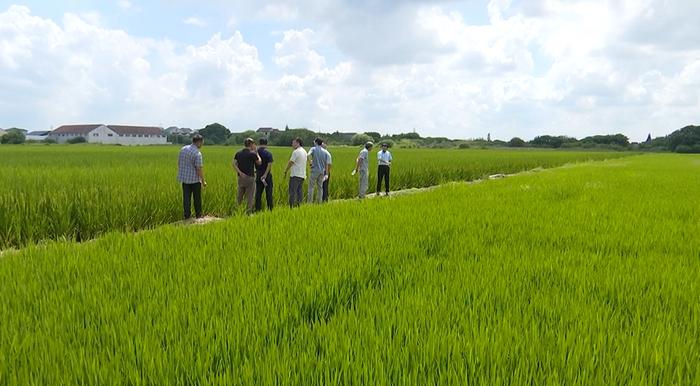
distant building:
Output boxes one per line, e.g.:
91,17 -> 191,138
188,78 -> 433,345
26,130 -> 51,141
49,124 -> 167,145
165,126 -> 193,135
257,127 -> 280,136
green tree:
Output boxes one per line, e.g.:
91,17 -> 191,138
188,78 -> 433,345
365,132 -> 381,143
667,125 -> 700,152
391,132 -> 421,140
530,135 -> 577,148
380,139 -> 395,148
580,134 -> 629,147
198,123 -> 230,145
508,137 -> 526,147
167,134 -> 190,145
326,131 -> 355,145
674,145 -> 700,154
649,136 -> 668,148
0,129 -> 25,144
351,133 -> 374,146
270,128 -> 316,147
226,130 -> 257,146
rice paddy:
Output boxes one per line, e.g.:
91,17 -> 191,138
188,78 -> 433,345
0,145 -> 629,249
0,153 -> 697,384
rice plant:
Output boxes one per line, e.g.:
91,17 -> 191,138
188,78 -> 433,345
0,145 -> 630,249
0,154 -> 697,384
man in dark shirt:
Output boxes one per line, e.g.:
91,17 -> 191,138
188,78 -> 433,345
255,137 -> 274,211
233,138 -> 261,214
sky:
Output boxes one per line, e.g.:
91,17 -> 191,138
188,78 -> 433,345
0,0 -> 698,141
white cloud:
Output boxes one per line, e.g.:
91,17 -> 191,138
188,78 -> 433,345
0,5 -> 265,128
258,3 -> 299,21
320,1 -> 455,66
274,29 -> 326,75
117,0 -> 132,10
183,16 -> 207,28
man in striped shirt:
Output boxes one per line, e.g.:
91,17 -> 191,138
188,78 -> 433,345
177,134 -> 206,219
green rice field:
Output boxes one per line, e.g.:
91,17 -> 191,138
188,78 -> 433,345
0,145 -> 629,249
0,153 -> 698,384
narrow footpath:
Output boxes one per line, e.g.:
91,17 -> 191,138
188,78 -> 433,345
2,160 -> 624,257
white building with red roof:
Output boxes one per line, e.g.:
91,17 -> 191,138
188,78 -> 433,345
49,124 -> 167,145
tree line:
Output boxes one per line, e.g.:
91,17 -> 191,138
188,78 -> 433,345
505,126 -> 700,153
168,123 -> 424,149
176,123 -> 699,153
3,123 -> 700,153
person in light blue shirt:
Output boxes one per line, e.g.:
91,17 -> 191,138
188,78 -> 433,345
307,137 -> 331,203
377,143 -> 392,196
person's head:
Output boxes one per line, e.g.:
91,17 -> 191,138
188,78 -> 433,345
365,141 -> 374,150
314,137 -> 323,147
258,137 -> 268,147
192,134 -> 204,148
381,143 -> 389,152
244,137 -> 255,149
321,141 -> 327,149
292,137 -> 303,149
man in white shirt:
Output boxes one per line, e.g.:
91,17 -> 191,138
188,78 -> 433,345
377,143 -> 393,196
283,137 -> 307,207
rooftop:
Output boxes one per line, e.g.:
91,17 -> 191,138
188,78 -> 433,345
52,124 -> 163,136
52,124 -> 102,135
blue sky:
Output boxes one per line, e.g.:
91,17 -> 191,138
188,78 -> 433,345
1,1 -> 699,141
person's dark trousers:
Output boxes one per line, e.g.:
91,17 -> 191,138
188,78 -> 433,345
377,165 -> 390,194
182,182 -> 202,219
255,174 -> 274,211
289,176 -> 304,207
322,174 -> 330,202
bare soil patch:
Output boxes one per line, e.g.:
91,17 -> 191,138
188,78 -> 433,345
173,216 -> 224,227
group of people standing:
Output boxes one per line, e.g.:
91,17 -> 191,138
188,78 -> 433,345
176,134 -> 393,219
355,141 -> 393,198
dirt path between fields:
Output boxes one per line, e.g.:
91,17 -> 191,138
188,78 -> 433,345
0,162 -> 602,256
331,167 -> 544,202
0,166 -> 547,258
172,216 -> 225,226
169,167 -> 546,223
